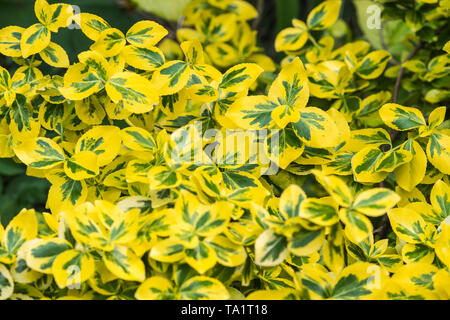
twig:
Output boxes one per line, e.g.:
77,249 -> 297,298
308,34 -> 321,49
378,23 -> 447,240
387,42 -> 423,146
392,21 -> 448,104
379,26 -> 399,65
177,16 -> 185,30
377,38 -> 425,238
393,42 -> 422,103
252,0 -> 264,30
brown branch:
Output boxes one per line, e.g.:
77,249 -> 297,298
252,0 -> 264,30
388,42 -> 423,146
379,27 -> 399,65
393,42 -> 422,104
376,42 -> 423,238
392,21 -> 448,104
378,23 -> 447,240
377,43 -> 423,239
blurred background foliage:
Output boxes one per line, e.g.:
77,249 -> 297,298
0,0 -> 418,226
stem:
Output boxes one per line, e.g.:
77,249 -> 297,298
379,26 -> 399,65
393,42 -> 422,104
378,40 -> 423,238
392,22 -> 447,104
389,42 -> 423,144
252,0 -> 264,30
308,34 -> 320,49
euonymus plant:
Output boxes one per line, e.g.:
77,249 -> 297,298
0,0 -> 449,300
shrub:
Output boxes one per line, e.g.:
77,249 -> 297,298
0,0 -> 449,300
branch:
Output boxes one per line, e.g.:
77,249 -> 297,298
388,42 -> 423,145
252,0 -> 264,30
379,27 -> 399,65
392,21 -> 448,104
393,42 -> 422,103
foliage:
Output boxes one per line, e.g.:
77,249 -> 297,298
0,0 -> 449,300
0,158 -> 49,227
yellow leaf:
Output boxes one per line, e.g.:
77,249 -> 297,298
352,146 -> 388,183
205,42 -> 239,68
74,96 -> 106,125
402,243 -> 435,264
444,40 -> 450,54
0,264 -> 13,300
40,42 -> 70,68
150,61 -> 190,95
269,57 -> 309,110
20,23 -> 50,58
46,3 -> 74,32
73,13 -> 111,41
26,238 -> 72,273
126,21 -> 168,48
436,223 -> 450,268
159,38 -> 183,60
339,209 -> 373,243
90,28 -> 126,58
59,63 -> 103,100
394,141 -> 427,192
0,26 -> 24,57
247,53 -> 276,72
391,263 -> 439,297
313,171 -> 353,207
333,262 -> 388,299
34,0 -> 52,26
2,209 -> 38,256
255,229 -> 288,266
226,95 -> 277,130
271,105 -> 300,128
289,228 -> 326,256
275,22 -> 308,52
150,239 -> 185,263
205,235 -> 247,267
75,125 -> 121,167
180,276 -> 230,300
344,128 -> 391,153
292,107 -> 340,148
428,106 -> 446,130
180,39 -> 204,65
121,45 -> 165,71
355,50 -> 391,80
379,103 -> 426,131
307,0 -> 342,30
207,13 -> 237,42
219,63 -> 263,93
279,184 -> 307,220
14,137 -> 65,169
300,197 -> 339,226
52,250 -> 95,289
64,150 -> 99,180
148,166 -> 181,190
78,50 -> 112,81
427,133 -> 450,174
353,188 -> 400,217
121,127 -> 156,152
106,72 -> 158,114
135,276 -> 175,300
103,246 -> 145,282
430,179 -> 450,218
0,134 -> 14,158
185,242 -> 217,274
388,208 -> 434,244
